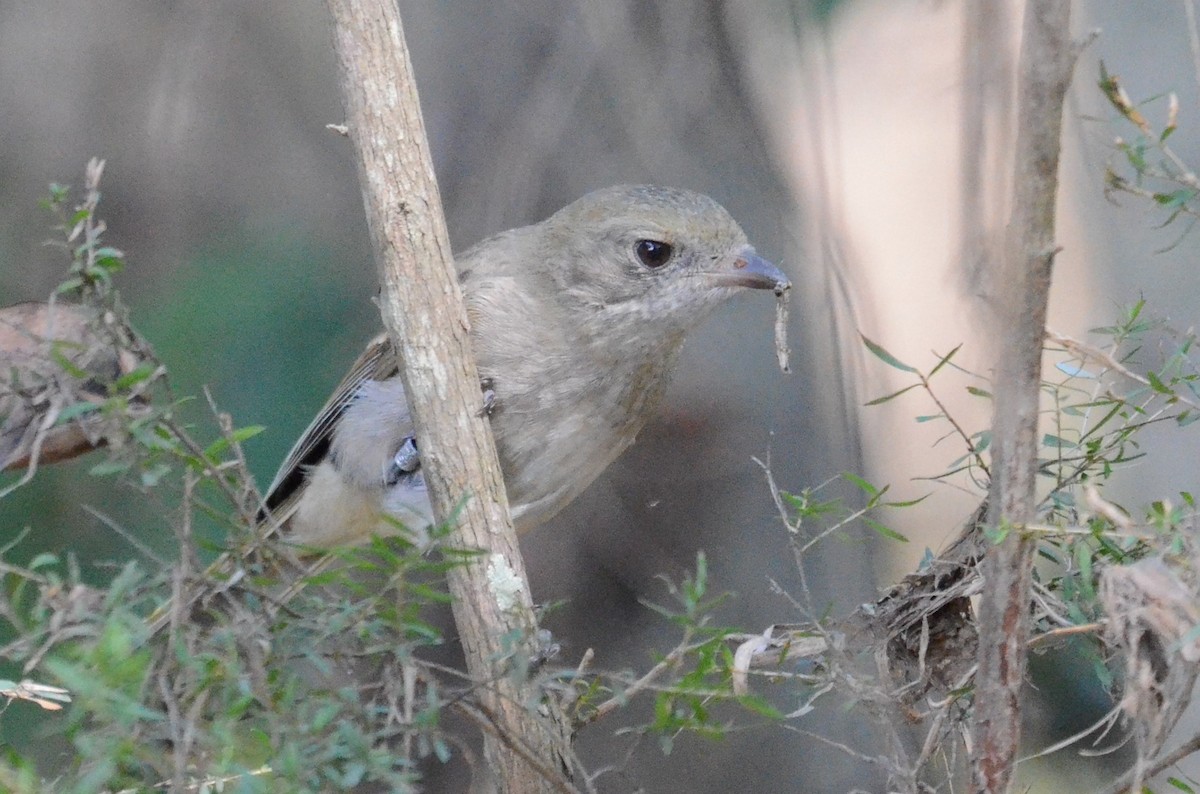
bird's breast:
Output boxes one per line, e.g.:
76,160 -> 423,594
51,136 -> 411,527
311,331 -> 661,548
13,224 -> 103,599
487,342 -> 683,531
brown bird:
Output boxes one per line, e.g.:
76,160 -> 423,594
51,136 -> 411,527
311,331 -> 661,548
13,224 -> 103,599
260,184 -> 790,548
0,301 -> 148,473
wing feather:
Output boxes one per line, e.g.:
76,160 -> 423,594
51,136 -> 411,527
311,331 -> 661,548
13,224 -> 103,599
259,333 -> 400,521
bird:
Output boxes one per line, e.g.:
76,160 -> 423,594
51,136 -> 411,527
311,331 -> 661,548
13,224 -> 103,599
258,184 -> 790,549
0,301 -> 149,473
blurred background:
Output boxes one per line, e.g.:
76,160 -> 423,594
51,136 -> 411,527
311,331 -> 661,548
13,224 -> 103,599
1,0 -> 1199,790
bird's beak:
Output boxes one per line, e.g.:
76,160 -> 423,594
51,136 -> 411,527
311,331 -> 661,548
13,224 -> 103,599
708,249 -> 791,294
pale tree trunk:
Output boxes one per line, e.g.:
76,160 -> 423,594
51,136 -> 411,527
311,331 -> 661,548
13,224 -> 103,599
323,2 -> 578,791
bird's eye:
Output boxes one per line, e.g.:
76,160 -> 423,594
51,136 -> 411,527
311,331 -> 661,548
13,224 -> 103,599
635,239 -> 673,269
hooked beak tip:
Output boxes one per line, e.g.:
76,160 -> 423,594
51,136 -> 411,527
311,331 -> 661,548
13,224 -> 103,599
717,251 -> 790,292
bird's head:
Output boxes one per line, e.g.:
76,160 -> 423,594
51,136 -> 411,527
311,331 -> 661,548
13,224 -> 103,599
538,185 -> 790,334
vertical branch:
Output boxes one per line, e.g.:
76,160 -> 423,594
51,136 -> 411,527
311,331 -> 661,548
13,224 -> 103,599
971,1 -> 1075,792
322,2 -> 576,792
959,0 -> 1016,293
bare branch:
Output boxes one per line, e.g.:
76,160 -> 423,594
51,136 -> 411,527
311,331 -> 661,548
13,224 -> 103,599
322,1 -> 575,791
971,2 -> 1077,791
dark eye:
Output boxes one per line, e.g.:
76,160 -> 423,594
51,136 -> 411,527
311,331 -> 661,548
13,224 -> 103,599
635,239 -> 673,269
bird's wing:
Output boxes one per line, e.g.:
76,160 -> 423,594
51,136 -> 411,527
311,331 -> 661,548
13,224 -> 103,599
259,332 -> 400,522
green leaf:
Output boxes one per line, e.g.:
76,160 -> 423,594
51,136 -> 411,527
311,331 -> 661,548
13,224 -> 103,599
914,414 -> 944,423
1123,140 -> 1147,172
860,334 -> 917,373
46,183 -> 70,203
94,247 -> 125,273
28,552 -> 59,571
89,459 -> 131,476
140,463 -> 172,488
984,520 -> 1011,545
966,385 -> 992,399
927,344 -> 962,377
1042,434 -> 1076,449
736,693 -> 784,720
885,493 -> 930,509
1153,189 -> 1195,208
113,363 -> 157,391
202,425 -> 266,460
311,702 -> 340,731
56,401 -> 101,423
864,383 -> 921,406
864,518 -> 908,543
1147,370 -> 1172,394
1166,776 -> 1195,794
1128,299 -> 1146,323
50,347 -> 88,379
842,471 -> 880,498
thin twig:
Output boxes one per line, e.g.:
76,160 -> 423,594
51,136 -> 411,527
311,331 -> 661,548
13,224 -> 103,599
578,636 -> 694,727
919,368 -> 991,478
1094,730 -> 1200,794
1018,705 -> 1122,764
1048,330 -> 1200,412
82,505 -> 169,568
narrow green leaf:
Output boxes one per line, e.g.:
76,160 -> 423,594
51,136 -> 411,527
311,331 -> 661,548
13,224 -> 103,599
885,493 -> 931,508
842,471 -> 880,498
864,518 -> 908,543
113,362 -> 157,390
1147,370 -> 1172,394
56,401 -> 101,423
28,552 -> 59,571
864,383 -> 920,406
50,347 -> 88,379
1166,776 -> 1195,793
1129,299 -> 1146,322
202,425 -> 266,459
89,459 -> 131,476
860,334 -> 917,373
966,385 -> 992,399
736,693 -> 784,720
1153,189 -> 1195,208
927,344 -> 962,377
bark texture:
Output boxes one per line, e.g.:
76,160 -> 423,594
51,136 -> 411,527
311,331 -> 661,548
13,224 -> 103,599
971,2 -> 1075,791
324,2 -> 576,791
